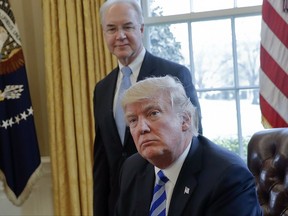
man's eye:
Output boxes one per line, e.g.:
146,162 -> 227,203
123,26 -> 135,31
128,118 -> 137,128
150,111 -> 160,118
106,28 -> 116,34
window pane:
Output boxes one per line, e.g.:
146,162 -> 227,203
192,0 -> 234,12
192,19 -> 233,89
236,0 -> 262,7
240,89 -> 263,159
235,16 -> 261,87
146,23 -> 189,66
240,89 -> 263,137
199,91 -> 238,145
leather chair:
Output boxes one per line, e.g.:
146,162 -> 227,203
247,128 -> 288,216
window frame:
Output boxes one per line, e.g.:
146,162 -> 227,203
141,3 -> 262,159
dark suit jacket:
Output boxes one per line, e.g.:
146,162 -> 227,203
115,135 -> 263,216
93,52 -> 202,216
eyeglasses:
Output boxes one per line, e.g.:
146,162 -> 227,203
104,24 -> 139,35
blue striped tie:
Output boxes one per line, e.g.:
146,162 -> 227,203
149,170 -> 169,216
115,66 -> 132,144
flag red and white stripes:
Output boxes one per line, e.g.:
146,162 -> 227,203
259,0 -> 288,128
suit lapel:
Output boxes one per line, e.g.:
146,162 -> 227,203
168,137 -> 202,215
137,52 -> 157,81
106,67 -> 139,147
136,163 -> 155,216
103,67 -> 123,144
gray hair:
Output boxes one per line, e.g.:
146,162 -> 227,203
100,0 -> 144,26
122,75 -> 199,136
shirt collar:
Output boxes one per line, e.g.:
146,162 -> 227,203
118,48 -> 146,75
154,142 -> 192,186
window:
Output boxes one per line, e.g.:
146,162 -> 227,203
141,0 -> 263,160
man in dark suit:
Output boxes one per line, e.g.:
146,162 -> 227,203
93,0 -> 202,215
115,75 -> 263,216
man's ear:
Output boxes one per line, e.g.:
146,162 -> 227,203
140,24 -> 144,33
182,112 -> 191,131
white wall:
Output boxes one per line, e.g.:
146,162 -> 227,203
0,157 -> 54,216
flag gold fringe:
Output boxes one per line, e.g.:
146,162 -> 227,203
261,115 -> 272,129
0,163 -> 43,206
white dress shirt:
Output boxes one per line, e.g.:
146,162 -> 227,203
154,142 -> 192,214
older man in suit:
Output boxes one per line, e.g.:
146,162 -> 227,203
93,1 -> 203,215
115,75 -> 262,216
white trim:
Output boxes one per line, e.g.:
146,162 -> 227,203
144,6 -> 262,25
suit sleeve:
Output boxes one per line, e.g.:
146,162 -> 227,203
206,164 -> 263,216
93,88 -> 110,216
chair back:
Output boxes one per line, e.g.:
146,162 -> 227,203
247,128 -> 288,216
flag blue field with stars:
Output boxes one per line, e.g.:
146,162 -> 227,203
0,0 -> 42,206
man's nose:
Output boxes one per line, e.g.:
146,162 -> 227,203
137,118 -> 150,134
116,28 -> 127,39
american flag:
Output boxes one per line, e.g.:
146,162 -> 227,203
259,0 -> 288,128
0,0 -> 42,206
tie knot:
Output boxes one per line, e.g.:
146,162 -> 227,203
121,66 -> 132,77
157,170 -> 169,185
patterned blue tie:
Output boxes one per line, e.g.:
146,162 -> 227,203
115,66 -> 132,144
149,170 -> 169,216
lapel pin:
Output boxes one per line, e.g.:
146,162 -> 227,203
184,186 -> 190,194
